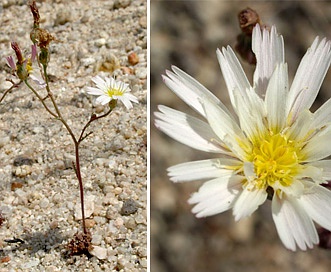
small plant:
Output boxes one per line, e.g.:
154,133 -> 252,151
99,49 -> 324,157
2,1 -> 138,255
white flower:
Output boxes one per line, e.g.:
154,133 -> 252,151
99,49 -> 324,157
154,24 -> 331,251
86,76 -> 138,109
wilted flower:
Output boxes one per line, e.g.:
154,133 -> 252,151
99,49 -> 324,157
87,76 -> 138,110
6,42 -> 45,87
155,24 -> 331,251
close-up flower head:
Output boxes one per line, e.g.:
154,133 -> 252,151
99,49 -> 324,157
87,75 -> 138,110
155,24 -> 331,251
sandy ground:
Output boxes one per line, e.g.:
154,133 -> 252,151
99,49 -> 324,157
151,1 -> 331,272
0,0 -> 147,271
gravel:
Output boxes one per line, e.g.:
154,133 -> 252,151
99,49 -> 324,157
0,0 -> 147,271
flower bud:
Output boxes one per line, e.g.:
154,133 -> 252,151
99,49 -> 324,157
39,47 -> 50,67
11,42 -> 24,65
108,99 -> 117,110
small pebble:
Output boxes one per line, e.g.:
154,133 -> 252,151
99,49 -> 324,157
0,136 -> 10,148
89,246 -> 107,260
95,38 -> 106,47
13,165 -> 32,177
121,199 -> 138,215
13,156 -> 33,166
114,0 -> 131,9
21,258 -> 40,269
1,256 -> 10,263
85,218 -> 96,228
135,67 -> 147,79
39,198 -> 50,209
139,16 -> 147,28
11,182 -> 23,191
98,54 -> 120,73
114,217 -> 124,228
74,195 -> 95,220
124,217 -> 136,229
91,234 -> 103,245
54,9 -> 72,25
128,52 -> 139,65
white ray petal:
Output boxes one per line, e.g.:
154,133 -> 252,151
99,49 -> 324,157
308,160 -> 331,180
253,24 -> 285,96
189,175 -> 243,217
311,98 -> 331,129
167,158 -> 242,183
216,47 -> 251,112
86,87 -> 105,95
163,66 -> 233,119
202,96 -> 248,159
284,110 -> 313,142
296,165 -> 325,185
272,194 -> 318,251
287,37 -> 331,123
233,87 -> 266,142
91,76 -> 107,90
302,128 -> 331,162
233,187 -> 267,221
265,63 -> 288,132
299,181 -> 331,230
154,105 -> 227,153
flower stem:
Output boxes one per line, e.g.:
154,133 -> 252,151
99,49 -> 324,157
74,142 -> 87,234
25,70 -> 114,235
0,80 -> 22,104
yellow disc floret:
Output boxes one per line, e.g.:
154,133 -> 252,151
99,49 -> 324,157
248,133 -> 302,189
107,87 -> 123,97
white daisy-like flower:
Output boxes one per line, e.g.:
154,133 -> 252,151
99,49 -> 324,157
154,24 -> 331,251
86,76 -> 138,110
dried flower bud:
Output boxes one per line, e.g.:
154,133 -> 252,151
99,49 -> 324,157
238,8 -> 261,35
30,27 -> 55,49
28,0 -> 40,29
235,7 -> 268,65
11,42 -> 24,64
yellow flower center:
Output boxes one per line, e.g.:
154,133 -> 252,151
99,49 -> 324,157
107,87 -> 123,97
248,133 -> 302,189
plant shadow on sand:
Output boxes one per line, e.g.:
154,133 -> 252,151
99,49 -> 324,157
1,226 -> 71,258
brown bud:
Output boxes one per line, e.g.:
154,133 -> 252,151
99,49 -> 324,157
11,42 -> 24,64
235,7 -> 268,65
238,8 -> 261,35
28,0 -> 40,29
30,28 -> 55,49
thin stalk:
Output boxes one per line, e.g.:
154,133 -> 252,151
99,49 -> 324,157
42,65 -> 77,145
78,108 -> 113,143
0,80 -> 22,104
24,80 -> 57,118
75,142 -> 86,234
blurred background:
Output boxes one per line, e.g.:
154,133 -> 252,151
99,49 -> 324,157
151,1 -> 331,272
